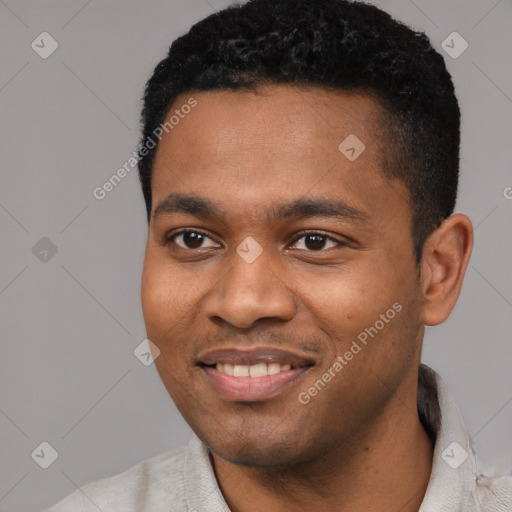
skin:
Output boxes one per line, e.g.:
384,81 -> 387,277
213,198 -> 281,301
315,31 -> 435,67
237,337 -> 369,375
141,85 -> 473,512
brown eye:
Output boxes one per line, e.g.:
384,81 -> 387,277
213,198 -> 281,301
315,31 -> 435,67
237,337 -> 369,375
291,233 -> 339,251
168,230 -> 219,249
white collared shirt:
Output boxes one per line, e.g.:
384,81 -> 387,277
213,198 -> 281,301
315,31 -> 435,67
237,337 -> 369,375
44,365 -> 512,511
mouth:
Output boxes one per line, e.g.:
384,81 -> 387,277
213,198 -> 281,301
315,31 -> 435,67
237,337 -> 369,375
197,347 -> 315,402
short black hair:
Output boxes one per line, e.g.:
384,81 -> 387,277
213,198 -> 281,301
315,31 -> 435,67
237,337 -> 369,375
138,0 -> 460,262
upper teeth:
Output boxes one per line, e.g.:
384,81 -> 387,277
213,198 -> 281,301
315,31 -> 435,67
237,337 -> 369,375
215,362 -> 292,377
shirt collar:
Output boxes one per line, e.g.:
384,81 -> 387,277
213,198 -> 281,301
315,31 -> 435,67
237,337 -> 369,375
419,364 -> 479,511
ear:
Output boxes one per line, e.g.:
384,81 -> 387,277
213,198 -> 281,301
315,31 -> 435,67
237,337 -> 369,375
419,214 -> 473,326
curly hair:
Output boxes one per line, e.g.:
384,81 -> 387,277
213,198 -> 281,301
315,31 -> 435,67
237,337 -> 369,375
138,0 -> 460,262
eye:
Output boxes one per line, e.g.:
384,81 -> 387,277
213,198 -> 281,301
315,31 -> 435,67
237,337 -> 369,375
290,232 -> 342,251
166,229 -> 219,250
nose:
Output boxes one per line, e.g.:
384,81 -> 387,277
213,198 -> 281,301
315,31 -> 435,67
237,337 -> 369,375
202,249 -> 297,329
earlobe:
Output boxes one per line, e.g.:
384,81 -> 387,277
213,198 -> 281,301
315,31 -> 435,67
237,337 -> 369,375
420,214 -> 473,326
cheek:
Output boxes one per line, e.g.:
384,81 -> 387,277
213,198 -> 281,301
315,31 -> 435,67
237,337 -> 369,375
141,263 -> 162,328
295,262 -> 395,320
141,262 -> 194,387
141,252 -> 211,354
141,253 -> 181,334
293,257 -> 415,356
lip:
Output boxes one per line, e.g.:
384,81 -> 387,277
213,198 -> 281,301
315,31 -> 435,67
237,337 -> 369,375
198,346 -> 315,402
202,365 -> 312,402
198,347 -> 314,367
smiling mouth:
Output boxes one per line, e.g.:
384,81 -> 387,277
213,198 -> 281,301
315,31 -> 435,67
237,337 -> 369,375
213,361 -> 296,377
197,347 -> 315,401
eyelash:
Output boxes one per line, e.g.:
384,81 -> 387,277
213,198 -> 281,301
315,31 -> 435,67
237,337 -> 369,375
162,229 -> 346,252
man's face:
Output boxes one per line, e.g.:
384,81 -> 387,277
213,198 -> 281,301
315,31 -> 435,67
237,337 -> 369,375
141,85 -> 424,466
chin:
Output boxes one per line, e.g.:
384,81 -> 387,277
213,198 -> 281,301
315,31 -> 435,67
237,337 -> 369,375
212,445 -> 299,468
204,431 -> 316,468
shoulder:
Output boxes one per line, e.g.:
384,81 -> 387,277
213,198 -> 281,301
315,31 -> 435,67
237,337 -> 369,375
44,445 -> 188,512
476,472 -> 512,511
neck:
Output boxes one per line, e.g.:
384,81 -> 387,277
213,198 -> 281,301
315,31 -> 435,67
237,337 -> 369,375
211,371 -> 434,512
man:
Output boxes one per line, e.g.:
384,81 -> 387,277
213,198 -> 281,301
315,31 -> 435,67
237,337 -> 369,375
46,0 -> 512,510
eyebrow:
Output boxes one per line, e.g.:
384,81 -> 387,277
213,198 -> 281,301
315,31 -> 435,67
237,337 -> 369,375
152,192 -> 369,224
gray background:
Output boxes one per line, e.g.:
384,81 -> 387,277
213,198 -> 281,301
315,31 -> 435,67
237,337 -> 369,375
0,0 -> 510,510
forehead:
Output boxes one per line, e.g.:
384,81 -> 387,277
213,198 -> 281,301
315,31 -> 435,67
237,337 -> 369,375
156,85 -> 383,162
150,85 -> 408,225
